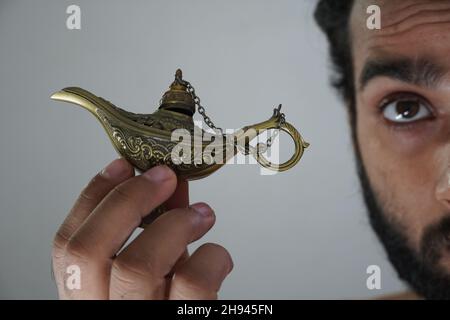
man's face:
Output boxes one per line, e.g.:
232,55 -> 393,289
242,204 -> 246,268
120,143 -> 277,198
351,0 -> 450,297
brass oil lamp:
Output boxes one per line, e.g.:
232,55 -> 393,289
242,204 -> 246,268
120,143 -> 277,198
51,69 -> 309,223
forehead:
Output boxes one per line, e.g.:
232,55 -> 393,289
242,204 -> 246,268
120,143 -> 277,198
351,0 -> 450,64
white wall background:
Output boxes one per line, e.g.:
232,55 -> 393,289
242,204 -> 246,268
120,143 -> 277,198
0,0 -> 406,299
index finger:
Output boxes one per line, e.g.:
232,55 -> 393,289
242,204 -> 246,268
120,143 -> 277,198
53,158 -> 134,250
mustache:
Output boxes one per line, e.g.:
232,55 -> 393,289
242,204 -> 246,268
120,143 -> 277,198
421,215 -> 450,267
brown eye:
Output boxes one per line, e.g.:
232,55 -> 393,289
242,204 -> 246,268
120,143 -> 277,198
395,100 -> 420,119
382,96 -> 432,123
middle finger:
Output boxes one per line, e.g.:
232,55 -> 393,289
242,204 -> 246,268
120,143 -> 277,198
109,203 -> 215,299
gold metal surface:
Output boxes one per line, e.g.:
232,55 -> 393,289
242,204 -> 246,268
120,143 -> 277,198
159,69 -> 196,116
51,69 -> 309,181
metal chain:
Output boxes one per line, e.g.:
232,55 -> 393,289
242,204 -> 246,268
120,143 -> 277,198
175,75 -> 223,134
175,74 -> 286,154
253,105 -> 285,155
267,106 -> 286,148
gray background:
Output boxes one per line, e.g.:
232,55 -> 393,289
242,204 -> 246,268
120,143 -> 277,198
0,0 -> 406,299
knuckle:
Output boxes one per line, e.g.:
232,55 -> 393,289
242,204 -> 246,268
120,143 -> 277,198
110,184 -> 133,203
111,257 -> 152,281
65,237 -> 92,260
75,173 -> 108,206
52,230 -> 69,252
110,258 -> 162,300
173,270 -> 217,298
79,189 -> 95,202
52,232 -> 69,259
174,271 -> 203,291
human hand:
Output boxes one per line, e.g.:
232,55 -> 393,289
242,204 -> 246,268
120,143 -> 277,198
52,158 -> 233,299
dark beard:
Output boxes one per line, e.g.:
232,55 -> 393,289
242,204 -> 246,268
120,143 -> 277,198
355,150 -> 450,300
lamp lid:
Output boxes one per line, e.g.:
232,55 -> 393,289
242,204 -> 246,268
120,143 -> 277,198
159,69 -> 195,116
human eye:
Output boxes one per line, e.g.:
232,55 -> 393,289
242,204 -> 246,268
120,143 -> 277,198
380,93 -> 434,124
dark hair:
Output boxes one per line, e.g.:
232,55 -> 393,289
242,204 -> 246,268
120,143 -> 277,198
315,2 -> 450,299
314,0 -> 356,129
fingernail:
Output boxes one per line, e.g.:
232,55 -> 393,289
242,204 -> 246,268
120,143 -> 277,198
190,203 -> 213,218
101,159 -> 128,179
143,165 -> 173,182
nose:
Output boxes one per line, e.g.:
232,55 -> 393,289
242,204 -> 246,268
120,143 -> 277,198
436,166 -> 450,209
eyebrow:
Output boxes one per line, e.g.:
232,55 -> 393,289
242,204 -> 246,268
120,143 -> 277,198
359,57 -> 448,91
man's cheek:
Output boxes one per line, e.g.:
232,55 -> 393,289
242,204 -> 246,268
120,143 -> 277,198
357,123 -> 440,248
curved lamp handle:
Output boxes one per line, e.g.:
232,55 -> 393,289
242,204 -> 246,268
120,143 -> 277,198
253,120 -> 309,172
